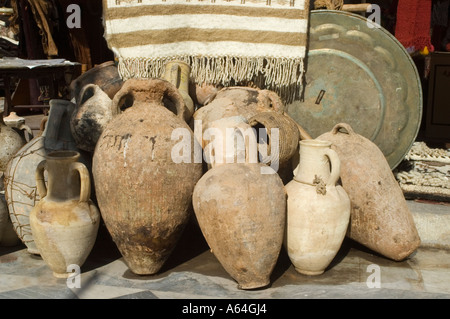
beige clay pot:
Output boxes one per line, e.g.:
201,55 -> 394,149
193,124 -> 286,289
317,123 -> 420,261
30,151 -> 100,278
285,139 -> 351,275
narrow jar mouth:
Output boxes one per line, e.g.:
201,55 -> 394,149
300,139 -> 331,148
46,150 -> 80,160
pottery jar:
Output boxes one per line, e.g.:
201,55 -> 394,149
70,84 -> 117,152
3,112 -> 33,143
248,111 -> 301,183
192,123 -> 286,289
0,117 -> 26,173
4,100 -> 86,255
192,86 -> 285,149
70,61 -> 123,104
285,139 -> 350,275
163,60 -> 194,122
92,78 -> 203,275
30,150 -> 100,278
317,123 -> 420,261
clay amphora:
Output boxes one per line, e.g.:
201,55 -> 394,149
30,151 -> 100,278
4,102 -> 85,255
192,123 -> 286,289
70,84 -> 116,152
3,112 -> 33,143
4,118 -> 49,254
248,111 -> 301,183
70,61 -> 123,103
0,117 -> 26,172
317,123 -> 420,261
193,86 -> 285,160
285,139 -> 351,275
163,60 -> 194,122
201,115 -> 248,168
92,78 -> 203,275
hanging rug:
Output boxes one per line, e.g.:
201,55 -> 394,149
102,0 -> 309,103
395,142 -> 450,202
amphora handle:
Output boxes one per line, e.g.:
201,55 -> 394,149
331,123 -> 355,136
35,161 -> 90,203
112,78 -> 187,122
324,147 -> 341,187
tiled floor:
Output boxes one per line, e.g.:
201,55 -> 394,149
1,216 -> 450,300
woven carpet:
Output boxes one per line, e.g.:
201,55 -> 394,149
395,142 -> 450,202
395,0 -> 433,52
102,0 -> 309,103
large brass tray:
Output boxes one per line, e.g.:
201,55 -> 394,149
286,10 -> 423,169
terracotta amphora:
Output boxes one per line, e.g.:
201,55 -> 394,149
92,78 -> 203,275
4,101 -> 86,255
0,117 -> 25,173
70,61 -> 123,103
192,123 -> 286,289
192,86 -> 285,147
70,84 -> 117,152
30,151 -> 100,278
285,139 -> 351,275
3,112 -> 33,143
317,123 -> 420,261
163,60 -> 194,122
248,111 -> 301,183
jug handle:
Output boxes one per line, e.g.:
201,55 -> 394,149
35,161 -> 90,203
71,162 -> 91,203
35,160 -> 47,199
331,123 -> 355,136
112,79 -> 187,121
324,148 -> 341,187
78,84 -> 98,107
263,90 -> 285,113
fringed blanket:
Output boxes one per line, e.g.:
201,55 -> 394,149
102,0 -> 309,103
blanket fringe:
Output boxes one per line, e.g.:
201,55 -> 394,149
117,55 -> 304,103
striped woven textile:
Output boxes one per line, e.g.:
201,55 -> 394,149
102,0 -> 309,102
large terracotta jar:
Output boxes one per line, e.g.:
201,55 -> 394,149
248,111 -> 301,184
192,86 -> 285,150
92,78 -> 203,275
317,123 -> 421,261
30,151 -> 100,278
285,139 -> 351,275
192,124 -> 286,289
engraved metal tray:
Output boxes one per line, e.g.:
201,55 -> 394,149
286,10 -> 423,169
